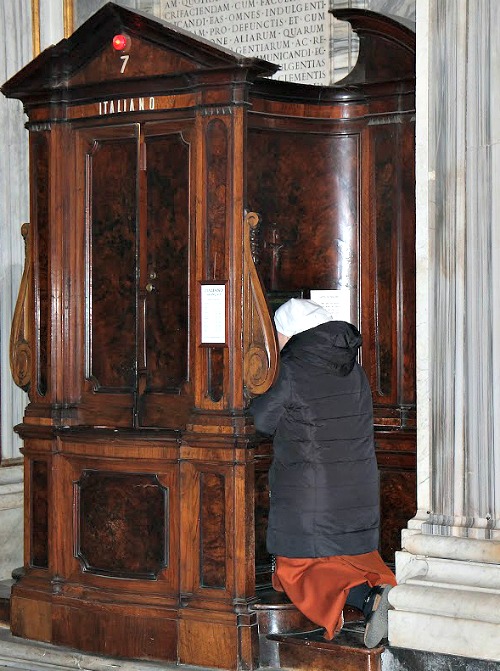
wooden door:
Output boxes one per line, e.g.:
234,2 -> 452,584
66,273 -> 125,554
76,119 -> 195,430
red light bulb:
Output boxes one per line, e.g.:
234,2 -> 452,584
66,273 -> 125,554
112,34 -> 129,51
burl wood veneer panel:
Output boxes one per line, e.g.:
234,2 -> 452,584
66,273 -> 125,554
200,471 -> 226,588
31,132 -> 50,398
90,136 -> 138,391
254,456 -> 272,586
76,470 -> 168,579
370,122 -> 416,407
205,117 -> 228,404
144,132 -> 190,394
379,469 -> 416,562
247,128 -> 359,295
31,459 -> 49,568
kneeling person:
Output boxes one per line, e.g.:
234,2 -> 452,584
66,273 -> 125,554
250,299 -> 396,648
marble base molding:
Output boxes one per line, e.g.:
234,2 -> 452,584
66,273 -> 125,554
389,533 -> 500,662
0,465 -> 24,581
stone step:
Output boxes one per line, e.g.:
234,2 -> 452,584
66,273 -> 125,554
0,580 -> 12,626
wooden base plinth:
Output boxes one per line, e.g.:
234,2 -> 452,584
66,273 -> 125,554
11,586 -> 262,670
10,594 -> 52,643
270,621 -> 384,671
179,608 -> 259,670
10,589 -> 178,663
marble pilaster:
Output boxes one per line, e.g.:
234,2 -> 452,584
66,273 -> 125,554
0,0 -> 30,463
389,0 -> 500,662
0,465 -> 23,580
0,0 -> 31,583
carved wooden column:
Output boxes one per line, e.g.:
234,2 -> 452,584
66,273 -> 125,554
178,84 -> 279,670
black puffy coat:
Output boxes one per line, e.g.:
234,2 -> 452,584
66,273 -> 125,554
250,321 -> 380,558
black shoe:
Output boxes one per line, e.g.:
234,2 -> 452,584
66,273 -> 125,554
363,584 -> 393,649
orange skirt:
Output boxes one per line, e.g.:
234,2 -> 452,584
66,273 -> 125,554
272,551 -> 396,640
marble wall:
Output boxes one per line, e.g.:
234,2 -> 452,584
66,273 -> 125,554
0,1 -> 30,464
0,465 -> 24,580
0,0 -> 32,578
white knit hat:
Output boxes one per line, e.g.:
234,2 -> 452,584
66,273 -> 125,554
274,298 -> 332,337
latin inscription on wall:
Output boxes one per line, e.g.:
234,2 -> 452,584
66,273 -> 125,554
160,0 -> 331,84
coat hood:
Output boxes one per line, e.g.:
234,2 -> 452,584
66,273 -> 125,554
274,298 -> 333,337
281,320 -> 362,376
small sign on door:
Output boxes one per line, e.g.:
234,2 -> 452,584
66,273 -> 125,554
200,282 -> 227,345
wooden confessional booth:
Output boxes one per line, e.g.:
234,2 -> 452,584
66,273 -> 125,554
3,4 -> 415,669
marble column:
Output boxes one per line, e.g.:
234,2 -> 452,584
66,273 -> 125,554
389,0 -> 500,662
0,0 -> 32,579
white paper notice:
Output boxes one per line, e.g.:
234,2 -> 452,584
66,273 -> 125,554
310,289 -> 352,323
201,284 -> 226,344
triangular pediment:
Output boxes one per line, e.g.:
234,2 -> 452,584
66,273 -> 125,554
2,2 -> 278,101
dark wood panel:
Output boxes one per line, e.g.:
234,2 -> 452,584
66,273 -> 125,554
89,136 -> 138,391
204,118 -> 228,404
248,129 -> 360,302
376,429 -> 416,563
400,125 -> 417,404
205,118 -> 228,281
31,132 -> 50,398
144,132 -> 190,393
379,468 -> 416,563
372,126 -> 397,398
366,118 -> 416,417
76,470 -> 168,579
254,457 -> 272,587
208,347 -> 224,403
200,471 -> 226,588
31,459 -> 49,568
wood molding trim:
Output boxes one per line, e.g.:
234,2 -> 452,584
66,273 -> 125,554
31,0 -> 40,57
64,0 -> 74,37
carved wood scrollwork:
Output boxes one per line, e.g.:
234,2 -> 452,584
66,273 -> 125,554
242,211 -> 279,401
10,223 -> 32,392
